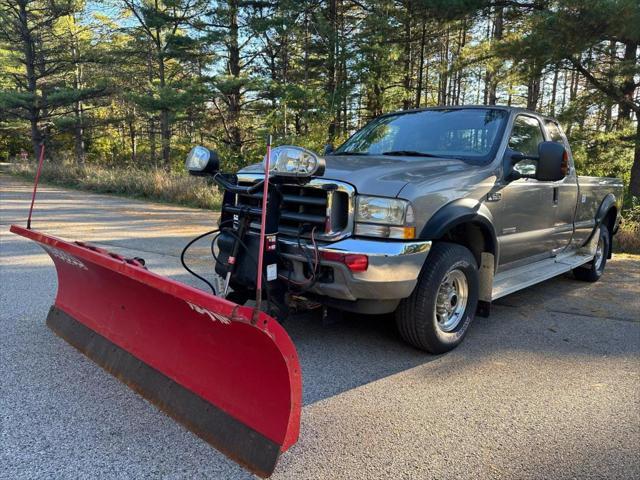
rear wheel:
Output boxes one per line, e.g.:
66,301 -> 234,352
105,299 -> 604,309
395,242 -> 479,353
573,225 -> 610,282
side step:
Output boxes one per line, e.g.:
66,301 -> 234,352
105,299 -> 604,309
492,249 -> 595,300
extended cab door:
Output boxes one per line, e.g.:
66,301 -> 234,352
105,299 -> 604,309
497,114 -> 557,269
543,120 -> 578,252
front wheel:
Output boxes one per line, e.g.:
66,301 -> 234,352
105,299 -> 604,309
395,242 -> 479,353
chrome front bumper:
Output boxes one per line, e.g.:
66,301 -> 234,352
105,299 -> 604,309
279,237 -> 431,303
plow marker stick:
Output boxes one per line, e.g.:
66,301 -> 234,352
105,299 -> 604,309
27,143 -> 46,229
10,225 -> 302,477
255,135 -> 272,317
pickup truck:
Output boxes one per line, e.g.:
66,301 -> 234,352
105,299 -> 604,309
230,106 -> 623,353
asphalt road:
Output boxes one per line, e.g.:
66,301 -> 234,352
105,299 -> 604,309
1,175 -> 639,480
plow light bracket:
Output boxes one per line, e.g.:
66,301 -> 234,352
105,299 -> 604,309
186,146 -> 220,176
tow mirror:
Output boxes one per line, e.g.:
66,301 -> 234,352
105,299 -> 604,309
185,146 -> 220,176
536,141 -> 566,182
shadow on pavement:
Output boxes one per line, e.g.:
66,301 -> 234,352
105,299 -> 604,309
4,228 -> 639,410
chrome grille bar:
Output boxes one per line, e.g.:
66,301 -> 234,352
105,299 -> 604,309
236,174 -> 355,242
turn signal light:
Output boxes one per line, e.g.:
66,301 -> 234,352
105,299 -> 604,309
354,223 -> 416,239
561,150 -> 569,176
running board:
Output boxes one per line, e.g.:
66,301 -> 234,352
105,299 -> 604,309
491,232 -> 599,301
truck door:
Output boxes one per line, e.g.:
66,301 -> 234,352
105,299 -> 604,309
497,114 -> 557,269
544,120 -> 578,253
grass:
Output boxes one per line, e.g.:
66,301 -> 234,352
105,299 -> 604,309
4,159 -> 639,253
4,160 -> 221,210
614,220 -> 640,254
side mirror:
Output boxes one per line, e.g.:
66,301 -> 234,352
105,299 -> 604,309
536,141 -> 566,182
323,144 -> 335,155
185,146 -> 220,176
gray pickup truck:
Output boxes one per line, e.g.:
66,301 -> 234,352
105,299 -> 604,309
233,106 -> 623,353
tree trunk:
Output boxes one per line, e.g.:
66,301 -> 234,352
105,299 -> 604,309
560,68 -> 568,111
618,40 -> 638,122
72,76 -> 85,165
402,1 -> 413,110
227,0 -> 242,154
631,111 -> 640,197
454,20 -> 466,105
16,0 -> 42,159
439,28 -> 449,105
549,64 -> 559,117
73,102 -> 86,165
326,0 -> 338,141
69,15 -> 85,165
302,8 -> 310,134
158,55 -> 171,166
484,6 -> 503,106
148,117 -> 157,165
415,19 -> 427,108
129,109 -> 137,163
527,63 -> 542,110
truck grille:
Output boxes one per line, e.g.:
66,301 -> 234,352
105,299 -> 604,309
235,175 -> 355,241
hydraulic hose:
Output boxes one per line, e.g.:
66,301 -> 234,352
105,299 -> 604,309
181,219 -> 233,294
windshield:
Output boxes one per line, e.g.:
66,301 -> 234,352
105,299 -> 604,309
335,108 -> 508,163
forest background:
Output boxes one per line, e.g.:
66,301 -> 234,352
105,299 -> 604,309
1,1 -> 638,248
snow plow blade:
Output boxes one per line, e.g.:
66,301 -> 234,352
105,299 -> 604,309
10,225 -> 301,478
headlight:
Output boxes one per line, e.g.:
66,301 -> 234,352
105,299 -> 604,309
355,196 -> 416,239
264,146 -> 325,177
356,196 -> 410,225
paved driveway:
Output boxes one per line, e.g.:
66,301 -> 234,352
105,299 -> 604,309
1,176 -> 639,479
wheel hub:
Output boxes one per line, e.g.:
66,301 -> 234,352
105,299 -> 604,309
435,269 -> 469,332
594,236 -> 605,271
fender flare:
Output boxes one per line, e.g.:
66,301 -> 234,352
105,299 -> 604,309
420,198 -> 499,261
593,193 -> 619,258
595,193 -> 618,230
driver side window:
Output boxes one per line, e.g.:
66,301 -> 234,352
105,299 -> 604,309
508,115 -> 544,175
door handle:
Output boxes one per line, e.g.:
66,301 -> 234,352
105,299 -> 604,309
553,187 -> 559,205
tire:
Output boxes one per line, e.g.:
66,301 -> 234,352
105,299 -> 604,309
395,242 -> 479,353
573,224 -> 610,282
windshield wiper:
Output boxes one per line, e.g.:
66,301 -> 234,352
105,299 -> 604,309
381,150 -> 438,157
334,151 -> 370,155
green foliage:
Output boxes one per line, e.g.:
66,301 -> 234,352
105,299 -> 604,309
570,124 -> 635,203
0,0 -> 637,198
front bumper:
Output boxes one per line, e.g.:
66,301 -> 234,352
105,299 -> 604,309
279,237 -> 431,304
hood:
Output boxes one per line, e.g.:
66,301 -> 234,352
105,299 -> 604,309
239,154 -> 474,197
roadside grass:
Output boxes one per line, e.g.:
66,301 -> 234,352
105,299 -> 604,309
5,160 -> 221,210
614,220 -> 640,254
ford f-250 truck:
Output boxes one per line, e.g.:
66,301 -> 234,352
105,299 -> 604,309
211,106 -> 624,353
10,105 -> 624,477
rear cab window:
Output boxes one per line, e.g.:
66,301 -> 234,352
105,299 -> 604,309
508,115 -> 544,175
544,119 -> 573,174
545,120 -> 566,145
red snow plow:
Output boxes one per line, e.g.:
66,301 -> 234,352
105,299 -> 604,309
10,140 -> 331,477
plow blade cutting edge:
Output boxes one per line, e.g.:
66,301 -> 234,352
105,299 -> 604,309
10,225 -> 302,477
